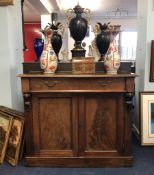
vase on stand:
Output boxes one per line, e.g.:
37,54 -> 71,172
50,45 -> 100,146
40,26 -> 58,74
66,3 -> 91,57
94,22 -> 111,61
34,38 -> 44,62
48,13 -> 65,61
104,32 -> 121,74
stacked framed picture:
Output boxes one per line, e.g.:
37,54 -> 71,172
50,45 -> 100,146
140,92 -> 154,145
0,111 -> 13,164
0,106 -> 24,166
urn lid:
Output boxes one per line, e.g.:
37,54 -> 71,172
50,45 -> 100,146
73,4 -> 84,14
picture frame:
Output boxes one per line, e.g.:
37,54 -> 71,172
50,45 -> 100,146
0,106 -> 25,166
150,40 -> 154,82
0,0 -> 14,6
140,92 -> 154,145
0,111 -> 13,164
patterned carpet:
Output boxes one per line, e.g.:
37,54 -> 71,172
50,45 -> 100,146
0,136 -> 154,175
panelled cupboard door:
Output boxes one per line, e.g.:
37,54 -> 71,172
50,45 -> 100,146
31,93 -> 78,157
78,93 -> 125,157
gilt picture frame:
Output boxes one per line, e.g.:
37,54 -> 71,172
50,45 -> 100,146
140,92 -> 154,145
0,0 -> 14,6
0,106 -> 25,166
150,40 -> 154,82
5,115 -> 24,166
0,112 -> 13,164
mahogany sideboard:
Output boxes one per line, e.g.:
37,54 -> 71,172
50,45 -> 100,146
19,73 -> 137,167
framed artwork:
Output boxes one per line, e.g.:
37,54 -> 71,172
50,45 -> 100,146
5,115 -> 24,166
0,106 -> 24,166
0,112 -> 13,164
140,92 -> 154,145
0,0 -> 14,5
150,40 -> 154,82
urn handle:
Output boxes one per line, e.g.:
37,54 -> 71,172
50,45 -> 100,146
65,8 -> 74,26
83,8 -> 91,25
44,81 -> 58,88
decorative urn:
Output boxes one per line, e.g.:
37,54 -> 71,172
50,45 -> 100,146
66,4 -> 90,57
49,13 -> 65,61
95,22 -> 111,61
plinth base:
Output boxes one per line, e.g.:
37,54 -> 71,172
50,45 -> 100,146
71,49 -> 86,57
25,156 -> 133,167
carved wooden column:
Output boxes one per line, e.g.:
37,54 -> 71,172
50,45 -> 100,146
23,93 -> 31,111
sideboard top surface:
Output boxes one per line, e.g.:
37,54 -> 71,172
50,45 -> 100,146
18,73 -> 138,78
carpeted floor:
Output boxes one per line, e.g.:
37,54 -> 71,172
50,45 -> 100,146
0,136 -> 154,175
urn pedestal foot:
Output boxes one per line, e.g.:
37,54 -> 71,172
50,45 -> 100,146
71,49 -> 86,57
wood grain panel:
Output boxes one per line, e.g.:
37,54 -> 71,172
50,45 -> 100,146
85,94 -> 117,152
125,78 -> 135,92
21,78 -> 30,92
30,78 -> 125,92
39,97 -> 71,150
31,93 -> 78,157
25,156 -> 133,167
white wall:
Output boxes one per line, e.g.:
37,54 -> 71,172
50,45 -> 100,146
135,0 -> 154,128
0,0 -> 23,111
90,17 -> 137,31
144,0 -> 154,91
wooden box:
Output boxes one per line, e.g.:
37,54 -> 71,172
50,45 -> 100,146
0,0 -> 14,6
72,57 -> 95,74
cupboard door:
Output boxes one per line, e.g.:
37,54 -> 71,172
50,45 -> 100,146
32,93 -> 78,157
78,93 -> 125,157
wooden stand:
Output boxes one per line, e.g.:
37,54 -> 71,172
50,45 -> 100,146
19,73 -> 136,167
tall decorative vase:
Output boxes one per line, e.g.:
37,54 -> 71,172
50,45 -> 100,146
95,22 -> 111,61
104,33 -> 120,74
66,4 -> 90,57
34,38 -> 44,62
40,27 -> 58,74
49,13 -> 65,60
51,31 -> 62,58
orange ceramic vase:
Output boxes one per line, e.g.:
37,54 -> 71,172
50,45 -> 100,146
40,28 -> 58,74
104,37 -> 120,74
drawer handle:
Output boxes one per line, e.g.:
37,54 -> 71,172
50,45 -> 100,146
98,81 -> 112,86
44,81 -> 57,87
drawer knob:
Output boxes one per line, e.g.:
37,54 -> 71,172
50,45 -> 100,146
98,81 -> 112,86
44,81 -> 57,87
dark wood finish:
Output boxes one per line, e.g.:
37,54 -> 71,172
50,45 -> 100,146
25,156 -> 133,167
32,93 -> 78,157
150,40 -> 154,82
19,73 -> 136,167
22,62 -> 134,74
82,94 -> 122,157
18,73 -> 137,78
30,77 -> 125,92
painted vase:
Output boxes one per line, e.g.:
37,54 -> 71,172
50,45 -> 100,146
34,38 -> 44,62
104,38 -> 120,74
40,28 -> 58,74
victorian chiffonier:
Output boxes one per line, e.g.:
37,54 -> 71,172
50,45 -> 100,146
19,73 -> 136,167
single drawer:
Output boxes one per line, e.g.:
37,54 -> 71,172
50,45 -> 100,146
30,77 -> 125,92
